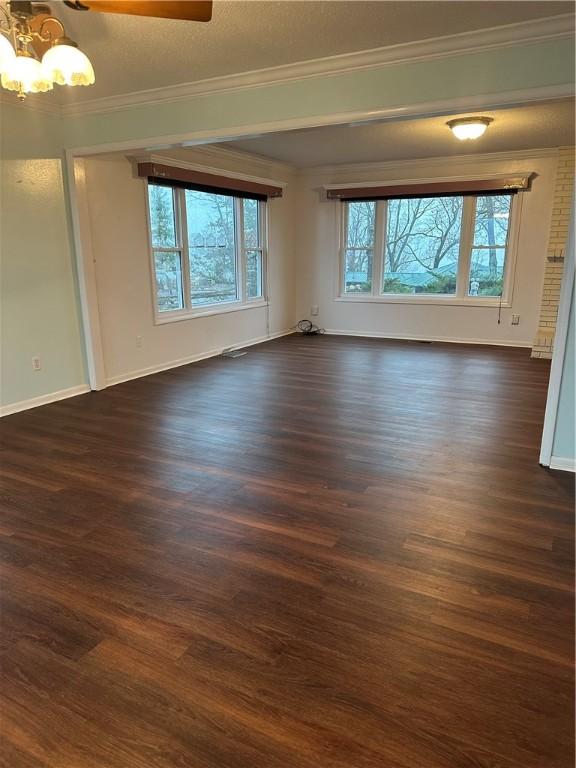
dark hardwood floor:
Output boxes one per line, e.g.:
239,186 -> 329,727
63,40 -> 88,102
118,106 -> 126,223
0,334 -> 574,768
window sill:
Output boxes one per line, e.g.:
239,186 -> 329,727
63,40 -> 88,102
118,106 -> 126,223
335,295 -> 511,308
154,299 -> 268,325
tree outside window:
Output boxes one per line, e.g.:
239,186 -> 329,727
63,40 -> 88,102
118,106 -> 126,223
147,183 -> 266,316
342,193 -> 513,300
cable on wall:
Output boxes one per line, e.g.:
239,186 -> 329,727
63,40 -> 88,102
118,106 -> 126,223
296,319 -> 325,335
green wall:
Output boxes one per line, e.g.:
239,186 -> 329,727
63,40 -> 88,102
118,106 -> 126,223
0,155 -> 86,406
60,39 -> 575,150
0,35 -> 574,407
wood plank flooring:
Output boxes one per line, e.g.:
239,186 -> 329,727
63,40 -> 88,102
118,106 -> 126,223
0,334 -> 574,768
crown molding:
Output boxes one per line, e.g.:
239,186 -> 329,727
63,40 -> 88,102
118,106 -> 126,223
302,147 -> 562,178
58,13 -> 574,118
194,143 -> 295,175
0,90 -> 62,116
132,152 -> 290,190
156,143 -> 296,177
67,85 -> 574,159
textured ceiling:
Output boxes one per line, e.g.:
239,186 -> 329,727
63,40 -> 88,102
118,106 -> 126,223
37,0 -> 575,102
216,100 -> 576,167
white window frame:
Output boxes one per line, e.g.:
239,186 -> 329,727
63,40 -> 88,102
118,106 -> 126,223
237,197 -> 267,305
145,182 -> 268,324
337,193 -> 522,308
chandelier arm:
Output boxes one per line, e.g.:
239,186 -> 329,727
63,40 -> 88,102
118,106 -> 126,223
0,5 -> 14,30
36,16 -> 66,42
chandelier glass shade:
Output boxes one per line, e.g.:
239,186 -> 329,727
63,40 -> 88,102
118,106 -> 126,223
0,31 -> 16,70
42,38 -> 95,86
0,4 -> 95,100
1,49 -> 53,94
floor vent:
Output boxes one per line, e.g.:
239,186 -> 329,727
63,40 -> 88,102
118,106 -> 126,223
220,348 -> 248,358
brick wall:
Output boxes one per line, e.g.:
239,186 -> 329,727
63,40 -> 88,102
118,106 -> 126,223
532,147 -> 575,359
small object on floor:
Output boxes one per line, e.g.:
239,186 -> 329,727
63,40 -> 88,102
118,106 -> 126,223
297,319 -> 325,335
220,348 -> 247,358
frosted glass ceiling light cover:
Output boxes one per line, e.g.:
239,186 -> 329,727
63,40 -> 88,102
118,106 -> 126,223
0,33 -> 15,73
447,117 -> 493,141
1,52 -> 53,94
42,39 -> 95,86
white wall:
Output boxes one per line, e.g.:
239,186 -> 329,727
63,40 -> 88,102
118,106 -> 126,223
81,146 -> 561,391
83,149 -> 297,385
294,151 -> 559,346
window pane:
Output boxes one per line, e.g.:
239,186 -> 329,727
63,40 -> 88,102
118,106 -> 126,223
148,185 -> 177,248
346,201 -> 376,248
473,195 -> 511,247
345,248 -> 373,293
243,198 -> 260,248
469,247 -> 506,297
186,190 -> 237,306
153,250 -> 183,312
246,249 -> 263,298
383,196 -> 462,295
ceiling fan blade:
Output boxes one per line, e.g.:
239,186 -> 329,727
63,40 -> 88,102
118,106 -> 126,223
63,1 -> 213,21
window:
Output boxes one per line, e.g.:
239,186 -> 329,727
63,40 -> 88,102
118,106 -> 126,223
186,190 -> 237,307
344,201 -> 376,294
243,198 -> 264,299
147,183 -> 266,319
469,195 -> 511,297
383,197 -> 462,295
341,193 -> 517,304
148,185 -> 184,312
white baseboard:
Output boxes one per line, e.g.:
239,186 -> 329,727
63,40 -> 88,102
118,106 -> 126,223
0,384 -> 91,417
106,329 -> 295,387
323,329 -> 532,348
549,456 -> 576,473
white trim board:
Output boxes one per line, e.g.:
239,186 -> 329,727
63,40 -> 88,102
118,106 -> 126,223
305,148 -> 560,178
64,85 -> 574,160
323,330 -> 532,348
65,156 -> 107,391
0,334 -> 295,415
106,330 -> 295,387
55,14 -> 574,118
0,385 -> 91,418
150,145 -> 560,181
0,91 -> 61,115
549,457 -> 576,473
539,206 -> 575,467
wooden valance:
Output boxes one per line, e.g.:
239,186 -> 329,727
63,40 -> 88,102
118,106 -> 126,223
325,175 -> 533,202
137,162 -> 283,200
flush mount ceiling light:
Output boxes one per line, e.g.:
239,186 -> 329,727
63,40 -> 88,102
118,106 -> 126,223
0,1 -> 214,101
447,117 -> 493,141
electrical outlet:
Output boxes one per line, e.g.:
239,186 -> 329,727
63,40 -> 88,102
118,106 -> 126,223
136,335 -> 143,348
311,305 -> 319,316
32,356 -> 41,371
511,315 -> 520,326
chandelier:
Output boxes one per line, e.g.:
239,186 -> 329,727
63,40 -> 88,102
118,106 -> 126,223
0,1 -> 94,100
